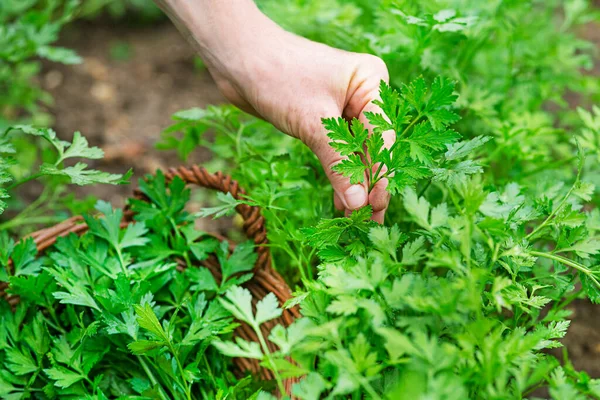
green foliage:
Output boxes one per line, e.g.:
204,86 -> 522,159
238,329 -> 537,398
78,0 -> 163,21
281,160 -> 600,398
0,125 -> 130,233
2,0 -> 600,398
0,173 -> 266,399
0,0 -> 81,127
325,77 -> 461,193
158,1 -> 600,398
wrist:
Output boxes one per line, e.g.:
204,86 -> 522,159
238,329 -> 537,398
176,1 -> 281,74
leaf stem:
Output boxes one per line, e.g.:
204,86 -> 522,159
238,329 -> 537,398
527,155 -> 582,240
5,172 -> 43,191
138,356 -> 169,400
529,250 -> 600,290
167,341 -> 193,400
0,215 -> 64,231
386,113 -> 422,164
252,323 -> 286,395
115,247 -> 128,276
369,161 -> 387,192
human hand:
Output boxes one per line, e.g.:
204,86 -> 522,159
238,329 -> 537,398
155,0 -> 392,222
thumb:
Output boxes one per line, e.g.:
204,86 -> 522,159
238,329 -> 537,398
302,120 -> 368,212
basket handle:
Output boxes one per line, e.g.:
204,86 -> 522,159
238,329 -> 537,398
160,165 -> 272,274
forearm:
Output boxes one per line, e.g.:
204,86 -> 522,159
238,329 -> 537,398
154,0 -> 281,75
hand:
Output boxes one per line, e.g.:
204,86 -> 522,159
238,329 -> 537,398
155,0 -> 392,222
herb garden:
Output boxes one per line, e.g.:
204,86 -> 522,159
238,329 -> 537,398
1,1 -> 600,399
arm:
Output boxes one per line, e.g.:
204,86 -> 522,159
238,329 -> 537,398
154,0 -> 392,222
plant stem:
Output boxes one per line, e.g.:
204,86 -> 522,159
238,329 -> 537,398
400,114 -> 422,138
526,163 -> 582,240
115,247 -> 128,276
418,181 -> 432,197
268,211 -> 310,280
529,250 -> 600,290
252,323 -> 286,395
203,354 -> 218,389
166,340 -> 193,400
5,172 -> 43,191
46,306 -> 66,334
138,356 -> 169,400
384,113 -> 422,169
0,215 -> 64,231
369,161 -> 387,192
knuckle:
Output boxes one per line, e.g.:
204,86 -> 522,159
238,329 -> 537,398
366,55 -> 389,83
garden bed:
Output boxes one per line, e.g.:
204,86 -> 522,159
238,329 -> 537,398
40,17 -> 600,379
3,2 -> 600,398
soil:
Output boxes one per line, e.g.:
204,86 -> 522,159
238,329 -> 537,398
40,18 -> 224,208
41,16 -> 600,378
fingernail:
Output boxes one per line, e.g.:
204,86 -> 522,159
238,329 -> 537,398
344,185 -> 367,210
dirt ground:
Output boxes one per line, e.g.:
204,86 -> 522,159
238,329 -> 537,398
42,17 -> 600,378
41,18 -> 224,207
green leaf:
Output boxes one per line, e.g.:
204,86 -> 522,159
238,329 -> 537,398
52,284 -> 100,311
10,237 -> 41,276
5,347 -> 38,375
128,340 -> 165,355
324,117 -> 368,156
44,366 -> 85,388
187,268 -> 219,292
376,327 -> 418,362
560,238 -> 600,258
61,131 -> 103,160
9,271 -> 56,306
331,154 -> 367,184
134,303 -> 167,341
120,222 -> 150,249
580,273 -> 600,304
432,160 -> 484,187
195,192 -> 241,219
402,76 -> 428,112
428,76 -> 458,109
219,286 -> 254,325
218,241 -> 257,283
39,163 -> 131,186
402,237 -> 427,265
369,225 -> 406,259
402,187 -> 431,229
0,375 -> 16,397
255,293 -> 282,326
37,46 -> 82,64
212,337 -> 263,359
444,136 -> 491,160
189,238 -> 220,261
292,372 -> 328,400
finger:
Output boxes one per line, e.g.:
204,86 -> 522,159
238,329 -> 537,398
303,120 -> 369,211
372,208 -> 387,224
334,192 -> 344,211
369,176 -> 390,212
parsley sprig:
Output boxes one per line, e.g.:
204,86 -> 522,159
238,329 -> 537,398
324,77 -> 461,194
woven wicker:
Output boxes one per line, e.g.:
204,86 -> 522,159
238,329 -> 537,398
0,165 -> 299,397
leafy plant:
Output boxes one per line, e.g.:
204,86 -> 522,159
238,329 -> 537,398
0,125 -> 131,233
163,77 -> 600,397
2,0 -> 600,399
325,76 -> 461,193
0,0 -> 81,127
0,174 -> 271,399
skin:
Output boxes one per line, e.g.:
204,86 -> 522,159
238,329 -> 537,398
154,0 -> 393,222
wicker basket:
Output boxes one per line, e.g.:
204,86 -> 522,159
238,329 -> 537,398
0,165 -> 299,397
